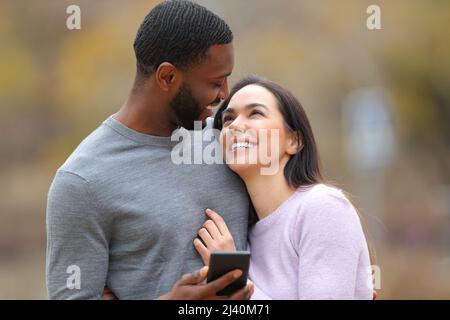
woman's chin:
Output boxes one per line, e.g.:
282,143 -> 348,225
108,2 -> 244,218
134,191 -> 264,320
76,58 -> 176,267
223,148 -> 261,175
226,162 -> 260,176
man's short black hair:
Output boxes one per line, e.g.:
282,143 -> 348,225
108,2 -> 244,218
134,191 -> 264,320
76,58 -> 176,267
134,0 -> 233,77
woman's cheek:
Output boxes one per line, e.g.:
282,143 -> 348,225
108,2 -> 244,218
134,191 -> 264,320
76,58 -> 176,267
219,131 -> 228,157
265,126 -> 286,160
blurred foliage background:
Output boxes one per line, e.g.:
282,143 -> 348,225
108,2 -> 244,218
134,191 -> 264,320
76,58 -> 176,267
0,0 -> 449,299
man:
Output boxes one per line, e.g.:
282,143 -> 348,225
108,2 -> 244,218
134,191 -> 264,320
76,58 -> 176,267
46,0 -> 252,299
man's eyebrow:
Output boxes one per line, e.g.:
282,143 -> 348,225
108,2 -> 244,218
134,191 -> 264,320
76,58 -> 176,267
213,72 -> 232,79
223,103 -> 268,115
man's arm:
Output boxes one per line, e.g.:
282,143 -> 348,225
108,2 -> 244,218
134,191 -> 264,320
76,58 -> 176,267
46,170 -> 111,299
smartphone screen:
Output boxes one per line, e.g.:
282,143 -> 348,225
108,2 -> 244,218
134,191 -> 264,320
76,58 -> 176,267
206,251 -> 250,296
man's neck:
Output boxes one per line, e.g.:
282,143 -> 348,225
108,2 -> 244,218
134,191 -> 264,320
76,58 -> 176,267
114,82 -> 177,137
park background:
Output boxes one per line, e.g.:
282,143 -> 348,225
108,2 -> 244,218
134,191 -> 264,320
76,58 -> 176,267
0,0 -> 449,299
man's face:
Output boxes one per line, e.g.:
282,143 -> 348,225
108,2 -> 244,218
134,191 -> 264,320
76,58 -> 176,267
170,43 -> 234,130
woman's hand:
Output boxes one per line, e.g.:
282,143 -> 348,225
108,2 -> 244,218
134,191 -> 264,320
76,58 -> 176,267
194,209 -> 237,265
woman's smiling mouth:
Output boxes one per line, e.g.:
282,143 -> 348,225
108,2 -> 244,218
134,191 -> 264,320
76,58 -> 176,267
229,136 -> 258,152
230,141 -> 257,151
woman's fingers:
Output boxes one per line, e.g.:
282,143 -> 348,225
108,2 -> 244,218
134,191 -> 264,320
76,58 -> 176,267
198,227 -> 214,247
204,209 -> 236,251
203,219 -> 222,239
193,238 -> 210,265
205,208 -> 231,236
197,209 -> 236,253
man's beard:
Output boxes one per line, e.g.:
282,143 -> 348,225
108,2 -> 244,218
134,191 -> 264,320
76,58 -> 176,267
169,83 -> 204,130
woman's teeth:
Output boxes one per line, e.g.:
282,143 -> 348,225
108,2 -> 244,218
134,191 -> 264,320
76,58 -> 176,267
231,142 -> 256,151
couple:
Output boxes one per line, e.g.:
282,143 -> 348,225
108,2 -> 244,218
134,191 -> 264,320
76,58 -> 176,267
46,0 -> 373,300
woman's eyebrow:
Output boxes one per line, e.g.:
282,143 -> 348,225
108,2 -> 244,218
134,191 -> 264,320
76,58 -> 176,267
224,103 -> 268,114
245,103 -> 268,111
222,107 -> 235,115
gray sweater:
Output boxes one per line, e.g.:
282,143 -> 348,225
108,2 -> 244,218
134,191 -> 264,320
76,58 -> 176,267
46,116 -> 249,299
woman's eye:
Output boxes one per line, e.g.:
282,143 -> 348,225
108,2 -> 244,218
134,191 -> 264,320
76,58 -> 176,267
250,110 -> 263,117
222,116 -> 233,124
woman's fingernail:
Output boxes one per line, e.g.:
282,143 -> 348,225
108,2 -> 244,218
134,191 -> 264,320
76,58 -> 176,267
233,270 -> 243,279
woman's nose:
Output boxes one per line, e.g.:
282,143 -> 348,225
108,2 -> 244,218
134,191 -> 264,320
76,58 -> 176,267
228,116 -> 246,133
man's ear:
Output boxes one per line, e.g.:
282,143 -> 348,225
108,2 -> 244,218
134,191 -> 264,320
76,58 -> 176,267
155,62 -> 181,91
286,131 -> 302,156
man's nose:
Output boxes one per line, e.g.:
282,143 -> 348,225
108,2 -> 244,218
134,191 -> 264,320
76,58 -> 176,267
218,80 -> 229,100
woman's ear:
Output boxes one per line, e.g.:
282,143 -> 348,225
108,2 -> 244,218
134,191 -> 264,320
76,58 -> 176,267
286,131 -> 302,156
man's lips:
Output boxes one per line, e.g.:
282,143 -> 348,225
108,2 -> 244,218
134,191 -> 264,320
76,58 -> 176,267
198,106 -> 213,120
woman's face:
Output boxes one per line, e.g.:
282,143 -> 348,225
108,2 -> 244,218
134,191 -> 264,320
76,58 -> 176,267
219,84 -> 299,176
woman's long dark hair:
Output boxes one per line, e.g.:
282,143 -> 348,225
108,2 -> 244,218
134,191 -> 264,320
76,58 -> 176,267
214,75 -> 376,265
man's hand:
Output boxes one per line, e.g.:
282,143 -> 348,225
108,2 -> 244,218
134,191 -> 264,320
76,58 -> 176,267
157,266 -> 254,300
194,209 -> 237,265
102,287 -> 118,300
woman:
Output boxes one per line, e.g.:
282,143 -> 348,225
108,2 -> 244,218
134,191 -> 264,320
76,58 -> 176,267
193,75 -> 374,299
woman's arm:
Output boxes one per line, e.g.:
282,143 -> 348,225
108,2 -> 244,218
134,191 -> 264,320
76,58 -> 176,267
295,191 -> 373,300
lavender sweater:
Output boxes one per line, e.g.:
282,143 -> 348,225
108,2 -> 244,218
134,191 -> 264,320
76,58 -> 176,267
249,184 -> 373,300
